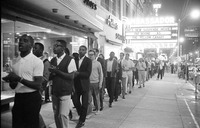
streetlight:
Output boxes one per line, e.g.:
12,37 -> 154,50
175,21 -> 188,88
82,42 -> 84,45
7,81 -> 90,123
177,9 -> 200,57
190,9 -> 200,19
179,37 -> 184,43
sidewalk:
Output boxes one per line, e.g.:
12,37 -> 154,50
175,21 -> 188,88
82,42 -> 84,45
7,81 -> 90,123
1,73 -> 200,128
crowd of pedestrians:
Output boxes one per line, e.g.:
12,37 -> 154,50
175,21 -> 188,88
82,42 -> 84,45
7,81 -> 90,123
3,34 -> 170,128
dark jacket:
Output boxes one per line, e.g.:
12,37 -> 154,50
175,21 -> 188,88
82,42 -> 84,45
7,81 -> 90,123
74,56 -> 92,92
97,57 -> 106,77
105,58 -> 118,78
50,55 -> 73,97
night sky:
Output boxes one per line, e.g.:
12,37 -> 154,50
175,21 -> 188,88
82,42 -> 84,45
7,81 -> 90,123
158,0 -> 200,55
159,0 -> 200,24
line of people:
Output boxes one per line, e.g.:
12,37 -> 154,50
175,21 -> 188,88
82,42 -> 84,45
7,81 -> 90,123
3,34 -> 165,128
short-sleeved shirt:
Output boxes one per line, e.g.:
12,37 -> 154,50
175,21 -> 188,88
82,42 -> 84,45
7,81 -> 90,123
12,52 -> 44,93
122,59 -> 134,77
56,53 -> 77,73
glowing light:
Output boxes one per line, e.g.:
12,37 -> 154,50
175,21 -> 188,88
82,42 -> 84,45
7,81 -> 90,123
179,37 -> 184,42
190,9 -> 200,19
129,17 -> 175,25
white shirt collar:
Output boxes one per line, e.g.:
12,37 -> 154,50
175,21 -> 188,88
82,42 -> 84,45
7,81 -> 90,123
21,52 -> 33,60
56,53 -> 66,60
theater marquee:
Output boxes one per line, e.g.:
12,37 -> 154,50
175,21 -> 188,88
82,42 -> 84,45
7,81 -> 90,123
126,17 -> 178,43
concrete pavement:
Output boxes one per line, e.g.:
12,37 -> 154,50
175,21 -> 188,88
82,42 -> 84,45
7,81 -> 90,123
1,73 -> 200,128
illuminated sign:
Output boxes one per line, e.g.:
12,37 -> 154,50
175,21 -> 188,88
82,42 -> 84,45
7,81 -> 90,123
126,42 -> 176,48
129,17 -> 175,25
126,26 -> 178,40
184,27 -> 200,37
125,17 -> 178,44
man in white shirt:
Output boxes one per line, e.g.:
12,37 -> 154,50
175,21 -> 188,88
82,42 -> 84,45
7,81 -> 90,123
122,53 -> 134,94
3,34 -> 44,128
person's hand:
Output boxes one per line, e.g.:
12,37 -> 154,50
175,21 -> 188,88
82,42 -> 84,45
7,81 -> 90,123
49,65 -> 58,73
119,80 -> 122,83
74,71 -> 79,77
3,72 -> 21,82
9,81 -> 18,89
99,84 -> 102,89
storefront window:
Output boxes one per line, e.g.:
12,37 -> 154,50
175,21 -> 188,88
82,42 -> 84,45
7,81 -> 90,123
1,18 -> 89,90
1,19 -> 17,72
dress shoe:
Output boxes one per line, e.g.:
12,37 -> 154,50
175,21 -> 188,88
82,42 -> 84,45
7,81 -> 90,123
100,107 -> 103,111
122,96 -> 125,99
93,108 -> 97,111
115,99 -> 118,101
109,103 -> 112,108
75,121 -> 85,128
138,86 -> 142,88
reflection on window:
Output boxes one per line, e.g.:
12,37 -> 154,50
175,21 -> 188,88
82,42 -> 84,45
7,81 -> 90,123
101,0 -> 121,19
111,0 -> 116,16
1,19 -> 18,72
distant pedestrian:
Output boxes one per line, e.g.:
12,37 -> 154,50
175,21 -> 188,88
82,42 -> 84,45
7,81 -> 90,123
119,53 -> 126,99
136,58 -> 146,88
105,52 -> 118,107
114,53 -> 123,101
157,60 -> 164,80
171,63 -> 174,74
122,53 -> 134,94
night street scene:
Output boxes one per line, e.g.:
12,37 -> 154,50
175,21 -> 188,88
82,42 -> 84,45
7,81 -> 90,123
1,0 -> 200,128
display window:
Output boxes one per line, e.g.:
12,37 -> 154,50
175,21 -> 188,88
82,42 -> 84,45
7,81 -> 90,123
1,18 -> 88,91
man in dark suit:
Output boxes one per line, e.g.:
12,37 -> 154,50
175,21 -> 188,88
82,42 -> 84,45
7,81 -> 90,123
73,45 -> 92,128
105,52 -> 118,107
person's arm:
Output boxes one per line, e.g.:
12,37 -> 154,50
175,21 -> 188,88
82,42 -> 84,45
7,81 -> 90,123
130,61 -> 135,71
4,72 -> 43,91
20,76 -> 43,90
43,61 -> 51,81
98,63 -> 103,88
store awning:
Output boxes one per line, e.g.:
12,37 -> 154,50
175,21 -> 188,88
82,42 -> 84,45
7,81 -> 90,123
1,0 -> 103,37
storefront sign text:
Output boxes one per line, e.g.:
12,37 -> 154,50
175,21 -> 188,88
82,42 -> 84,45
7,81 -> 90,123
116,33 -> 125,41
130,17 -> 175,25
83,0 -> 97,10
106,15 -> 118,30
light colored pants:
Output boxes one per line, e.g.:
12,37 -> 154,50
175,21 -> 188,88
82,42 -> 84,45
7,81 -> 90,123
126,71 -> 133,92
52,95 -> 71,128
88,83 -> 100,111
138,70 -> 146,86
122,77 -> 127,97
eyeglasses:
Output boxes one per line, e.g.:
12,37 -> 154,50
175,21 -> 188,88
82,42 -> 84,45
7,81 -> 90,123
88,54 -> 94,56
53,44 -> 62,47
